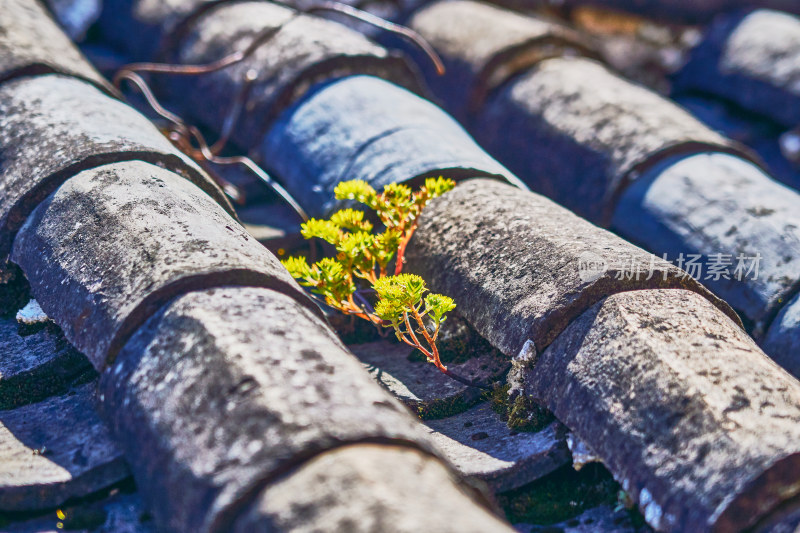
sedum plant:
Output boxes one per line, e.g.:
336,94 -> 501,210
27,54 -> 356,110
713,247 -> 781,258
282,177 -> 459,375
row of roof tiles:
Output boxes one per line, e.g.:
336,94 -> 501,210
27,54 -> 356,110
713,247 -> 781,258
0,1 -> 514,531
400,1 -> 800,353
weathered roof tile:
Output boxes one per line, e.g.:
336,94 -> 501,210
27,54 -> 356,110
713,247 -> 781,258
99,286 -> 447,532
11,160 -> 318,370
162,1 -> 423,148
261,75 -> 524,217
0,383 -> 129,512
523,288 -> 800,531
98,0 -> 219,60
673,94 -> 800,191
472,56 -> 751,224
350,339 -> 507,419
230,443 -> 514,533
0,0 -> 112,94
762,291 -> 800,377
407,0 -> 595,120
0,316 -> 93,410
405,178 -> 740,357
424,403 -> 569,492
676,9 -> 800,128
0,74 -> 233,274
613,152 -> 800,336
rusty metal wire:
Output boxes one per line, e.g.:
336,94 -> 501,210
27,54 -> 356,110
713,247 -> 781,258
300,1 -> 445,75
115,69 -> 309,220
113,1 -> 444,222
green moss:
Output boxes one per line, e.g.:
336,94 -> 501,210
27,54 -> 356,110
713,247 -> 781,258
487,383 -> 511,414
414,385 -> 483,420
497,463 -> 619,525
507,395 -> 554,432
485,383 -> 553,433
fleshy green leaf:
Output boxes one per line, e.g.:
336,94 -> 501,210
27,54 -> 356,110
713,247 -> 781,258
424,176 -> 456,198
281,255 -> 311,279
301,219 -> 341,244
374,274 -> 427,307
425,293 -> 456,322
334,180 -> 378,208
374,298 -> 402,322
330,208 -> 373,232
372,229 -> 401,267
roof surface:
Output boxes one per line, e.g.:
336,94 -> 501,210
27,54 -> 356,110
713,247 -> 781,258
2,0 -> 800,532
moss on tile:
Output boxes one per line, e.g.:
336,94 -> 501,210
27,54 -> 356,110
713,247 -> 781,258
414,385 -> 483,420
507,394 -> 554,432
487,383 -> 553,433
0,321 -> 97,410
488,383 -> 512,413
497,463 -> 619,525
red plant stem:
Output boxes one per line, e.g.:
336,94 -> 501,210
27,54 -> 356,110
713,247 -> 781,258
403,312 -> 433,360
394,221 -> 419,275
405,310 -> 488,389
398,333 -> 425,353
410,307 -> 445,372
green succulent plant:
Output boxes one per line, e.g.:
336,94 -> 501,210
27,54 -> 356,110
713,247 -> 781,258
282,177 -> 457,373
